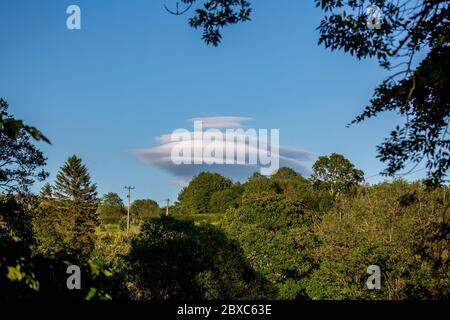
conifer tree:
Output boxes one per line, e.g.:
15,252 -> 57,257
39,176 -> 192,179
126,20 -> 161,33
39,183 -> 53,198
54,155 -> 97,202
35,155 -> 99,259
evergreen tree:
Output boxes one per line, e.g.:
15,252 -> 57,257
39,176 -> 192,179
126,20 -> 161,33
39,183 -> 53,198
35,155 -> 99,259
54,155 -> 97,202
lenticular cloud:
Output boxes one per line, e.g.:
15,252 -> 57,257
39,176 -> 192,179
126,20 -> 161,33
133,117 -> 312,185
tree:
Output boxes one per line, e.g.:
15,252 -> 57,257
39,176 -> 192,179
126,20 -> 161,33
221,193 -> 316,299
178,172 -> 232,214
0,197 -> 35,245
178,0 -> 449,185
0,100 -> 48,195
271,167 -> 333,210
40,183 -> 53,198
167,0 -> 251,46
306,180 -> 450,299
54,155 -> 97,202
210,183 -> 244,213
311,153 -> 364,198
315,0 -> 450,186
242,172 -> 281,199
272,167 -> 304,181
131,199 -> 160,223
34,156 -> 99,258
97,193 -> 127,224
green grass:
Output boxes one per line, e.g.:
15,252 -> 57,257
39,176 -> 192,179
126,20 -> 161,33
174,213 -> 223,225
97,214 -> 223,236
97,223 -> 140,235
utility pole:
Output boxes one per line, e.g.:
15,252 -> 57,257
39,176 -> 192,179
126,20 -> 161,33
165,198 -> 170,216
124,186 -> 135,233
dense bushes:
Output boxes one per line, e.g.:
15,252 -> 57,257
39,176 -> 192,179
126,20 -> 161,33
221,177 -> 449,300
306,181 -> 450,299
1,199 -> 112,300
123,217 -> 273,299
221,194 -> 316,299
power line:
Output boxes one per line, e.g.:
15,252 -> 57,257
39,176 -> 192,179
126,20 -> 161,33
364,167 -> 427,181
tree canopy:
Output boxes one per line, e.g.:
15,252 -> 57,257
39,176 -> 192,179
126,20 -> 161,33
34,155 -> 99,259
0,100 -> 48,195
131,199 -> 160,222
54,155 -> 98,202
97,192 -> 127,224
311,153 -> 365,198
178,172 -> 232,214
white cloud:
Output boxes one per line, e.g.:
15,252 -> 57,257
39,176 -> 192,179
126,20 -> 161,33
134,117 -> 312,185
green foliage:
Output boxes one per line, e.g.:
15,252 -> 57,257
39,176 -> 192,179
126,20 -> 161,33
306,180 -> 450,299
0,101 -> 48,195
311,153 -> 364,198
272,167 -> 305,181
0,233 -> 39,299
131,199 -> 160,223
31,255 -> 113,300
173,213 -> 223,225
242,173 -> 281,199
54,155 -> 97,202
177,0 -> 252,46
0,98 -> 50,144
209,183 -> 244,213
125,216 -> 273,299
34,199 -> 99,259
357,46 -> 450,186
315,0 -> 450,185
242,167 -> 332,212
0,197 -> 35,245
97,192 -> 127,224
222,192 -> 316,299
33,156 -> 99,259
40,183 -> 53,198
91,230 -> 132,299
178,172 -> 232,214
1,200 -> 112,300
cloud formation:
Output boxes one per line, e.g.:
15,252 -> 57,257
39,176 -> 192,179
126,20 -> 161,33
134,117 -> 312,186
188,116 -> 253,129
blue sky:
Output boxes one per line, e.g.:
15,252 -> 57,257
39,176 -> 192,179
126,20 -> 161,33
0,0 -> 424,203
